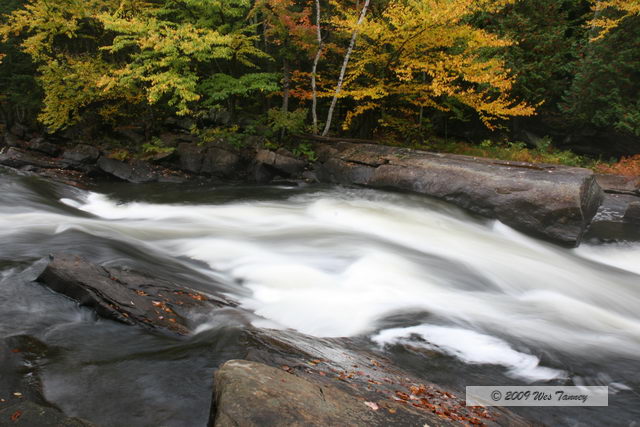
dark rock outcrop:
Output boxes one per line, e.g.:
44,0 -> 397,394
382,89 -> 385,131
35,254 -> 235,335
63,145 -> 101,165
255,149 -> 306,177
0,147 -> 66,170
313,141 -> 604,246
97,157 -> 158,183
176,143 -> 242,178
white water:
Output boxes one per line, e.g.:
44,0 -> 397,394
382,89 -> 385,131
6,187 -> 640,382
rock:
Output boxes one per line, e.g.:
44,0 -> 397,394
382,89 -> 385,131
313,141 -> 604,246
624,201 -> 640,224
212,360 -> 454,427
201,147 -> 241,177
177,143 -> 205,174
0,336 -> 52,411
26,138 -> 61,157
255,149 -> 306,177
97,157 -> 158,183
254,163 -> 276,184
0,147 -> 65,170
0,401 -> 95,426
227,328 -> 531,427
158,132 -> 197,147
577,194 -> 640,243
595,174 -> 640,194
63,145 -> 100,165
35,254 -> 235,335
113,126 -> 145,145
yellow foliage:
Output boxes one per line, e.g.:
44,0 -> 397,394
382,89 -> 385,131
590,0 -> 640,38
332,0 -> 535,130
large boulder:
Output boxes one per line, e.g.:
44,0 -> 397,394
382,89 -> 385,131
97,157 -> 158,183
212,360 -> 456,427
63,145 -> 101,165
313,142 -> 604,246
35,254 -> 235,335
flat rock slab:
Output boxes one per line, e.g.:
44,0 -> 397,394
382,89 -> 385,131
213,360 -> 457,427
314,142 -> 604,246
36,254 -> 235,335
221,329 -> 530,427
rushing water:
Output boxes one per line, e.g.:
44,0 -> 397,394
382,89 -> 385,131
1,167 -> 639,426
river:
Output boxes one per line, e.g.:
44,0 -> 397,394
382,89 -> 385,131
0,167 -> 639,426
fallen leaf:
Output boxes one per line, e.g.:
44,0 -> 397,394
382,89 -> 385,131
10,410 -> 22,421
395,391 -> 410,401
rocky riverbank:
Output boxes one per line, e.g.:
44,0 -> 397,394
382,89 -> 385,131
2,129 -> 639,246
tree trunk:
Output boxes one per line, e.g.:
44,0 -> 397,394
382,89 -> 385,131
311,0 -> 323,135
322,0 -> 371,137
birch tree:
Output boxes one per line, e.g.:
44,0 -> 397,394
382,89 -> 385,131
321,0 -> 370,136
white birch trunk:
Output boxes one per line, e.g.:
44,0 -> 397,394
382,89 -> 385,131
322,0 -> 370,137
311,0 -> 323,135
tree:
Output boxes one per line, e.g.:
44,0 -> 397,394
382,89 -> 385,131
590,0 -> 640,37
1,0 -> 280,132
321,0 -> 371,136
563,14 -> 640,137
330,0 -> 534,136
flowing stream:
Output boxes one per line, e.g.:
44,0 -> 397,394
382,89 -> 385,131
1,167 -> 639,426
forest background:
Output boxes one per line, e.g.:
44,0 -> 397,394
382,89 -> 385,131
0,0 -> 639,171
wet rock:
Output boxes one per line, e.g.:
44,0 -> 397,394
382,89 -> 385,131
35,254 -> 235,335
97,157 -> 158,183
0,336 -> 52,411
313,142 -> 604,246
624,202 -> 640,223
0,401 -> 95,426
228,329 -> 531,427
63,145 -> 101,165
213,360 -> 395,427
212,354 -> 525,427
582,194 -> 640,242
255,149 -> 306,177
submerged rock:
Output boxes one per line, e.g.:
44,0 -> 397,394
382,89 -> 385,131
35,254 -> 235,335
313,141 -> 604,246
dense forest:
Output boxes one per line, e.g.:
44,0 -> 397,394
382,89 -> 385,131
0,0 -> 639,161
